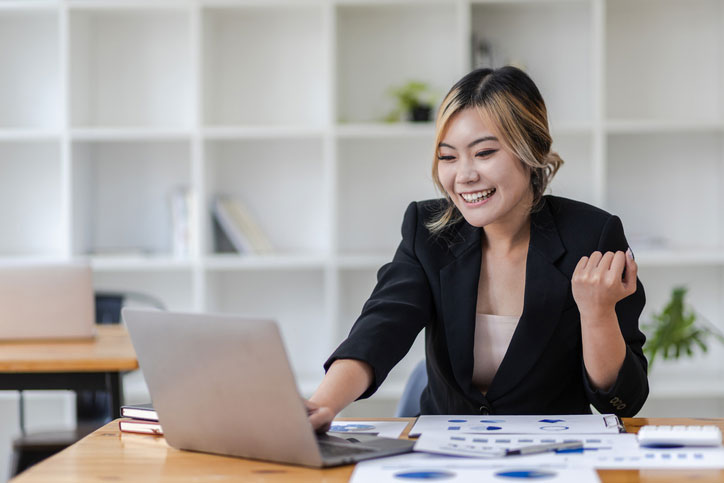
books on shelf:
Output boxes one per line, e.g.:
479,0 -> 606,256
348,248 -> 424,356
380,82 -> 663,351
169,186 -> 195,258
211,195 -> 273,255
120,403 -> 163,436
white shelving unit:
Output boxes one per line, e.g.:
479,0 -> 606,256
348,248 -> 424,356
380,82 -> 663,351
1,0 -> 723,409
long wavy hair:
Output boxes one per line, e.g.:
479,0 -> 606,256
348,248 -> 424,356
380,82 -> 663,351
426,66 -> 564,234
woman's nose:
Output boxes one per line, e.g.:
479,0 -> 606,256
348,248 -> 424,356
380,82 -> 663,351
456,160 -> 479,184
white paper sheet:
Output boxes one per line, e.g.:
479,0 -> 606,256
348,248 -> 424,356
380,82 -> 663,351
328,420 -> 409,439
414,432 -> 724,469
579,445 -> 724,469
410,414 -> 622,437
350,452 -> 601,483
414,432 -> 634,459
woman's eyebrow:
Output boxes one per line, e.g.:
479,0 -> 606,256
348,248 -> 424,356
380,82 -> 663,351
438,136 -> 498,150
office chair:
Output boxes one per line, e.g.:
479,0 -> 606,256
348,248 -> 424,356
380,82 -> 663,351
10,292 -> 164,476
394,360 -> 428,417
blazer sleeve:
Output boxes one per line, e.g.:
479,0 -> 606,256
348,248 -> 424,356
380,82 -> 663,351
582,214 -> 649,417
324,201 -> 434,399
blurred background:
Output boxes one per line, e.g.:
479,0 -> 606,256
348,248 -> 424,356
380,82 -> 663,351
1,0 -> 724,479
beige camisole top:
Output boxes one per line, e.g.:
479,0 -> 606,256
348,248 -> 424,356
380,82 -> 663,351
471,313 -> 519,392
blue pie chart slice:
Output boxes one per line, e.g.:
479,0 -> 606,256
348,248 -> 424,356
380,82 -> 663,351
470,425 -> 503,431
394,470 -> 456,480
494,469 -> 557,479
539,425 -> 569,431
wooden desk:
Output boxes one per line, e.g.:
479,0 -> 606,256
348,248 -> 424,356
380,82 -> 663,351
0,325 -> 139,419
10,417 -> 724,482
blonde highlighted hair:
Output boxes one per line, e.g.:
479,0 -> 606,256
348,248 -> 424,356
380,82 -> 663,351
427,66 -> 564,234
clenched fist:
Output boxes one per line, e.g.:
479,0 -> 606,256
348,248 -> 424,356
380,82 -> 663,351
572,248 -> 637,320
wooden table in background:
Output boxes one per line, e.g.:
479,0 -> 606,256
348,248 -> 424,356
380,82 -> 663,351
10,417 -> 724,482
0,325 -> 139,419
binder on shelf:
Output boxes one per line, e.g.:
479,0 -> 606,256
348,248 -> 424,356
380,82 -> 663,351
120,403 -> 158,422
170,186 -> 195,258
211,195 -> 274,255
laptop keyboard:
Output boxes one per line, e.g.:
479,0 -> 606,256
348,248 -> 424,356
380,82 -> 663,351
318,441 -> 377,458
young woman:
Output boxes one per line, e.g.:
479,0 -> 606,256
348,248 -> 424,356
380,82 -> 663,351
307,66 -> 648,431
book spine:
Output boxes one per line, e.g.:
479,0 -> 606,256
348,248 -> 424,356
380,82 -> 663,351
212,197 -> 254,253
119,420 -> 164,436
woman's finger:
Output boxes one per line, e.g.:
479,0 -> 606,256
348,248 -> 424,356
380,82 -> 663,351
585,251 -> 603,272
574,255 -> 589,274
608,251 -> 626,280
622,249 -> 638,292
597,251 -> 616,273
308,408 -> 333,433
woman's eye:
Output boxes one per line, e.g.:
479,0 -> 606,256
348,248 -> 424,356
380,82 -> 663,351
476,149 -> 497,157
437,155 -> 456,162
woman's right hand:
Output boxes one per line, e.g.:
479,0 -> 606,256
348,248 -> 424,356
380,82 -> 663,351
305,359 -> 373,433
305,399 -> 336,433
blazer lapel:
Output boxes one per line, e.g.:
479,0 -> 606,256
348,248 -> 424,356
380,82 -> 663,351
486,202 -> 569,401
439,222 -> 483,399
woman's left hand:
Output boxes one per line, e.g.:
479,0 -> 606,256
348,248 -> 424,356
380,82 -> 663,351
572,248 -> 637,319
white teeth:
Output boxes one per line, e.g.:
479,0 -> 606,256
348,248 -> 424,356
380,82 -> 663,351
461,189 -> 495,203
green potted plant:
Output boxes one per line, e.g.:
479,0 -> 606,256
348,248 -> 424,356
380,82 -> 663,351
643,286 -> 724,367
385,81 -> 436,123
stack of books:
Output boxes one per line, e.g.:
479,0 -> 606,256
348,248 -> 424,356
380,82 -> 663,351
119,403 -> 163,436
212,195 -> 274,255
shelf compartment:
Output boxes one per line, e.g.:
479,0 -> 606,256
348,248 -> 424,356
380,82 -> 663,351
0,11 -> 60,129
337,267 -> 379,343
336,137 -> 438,255
71,140 -> 192,257
71,127 -> 192,142
471,1 -> 592,126
204,269 -> 327,382
637,265 -> 724,381
648,378 -> 724,399
636,249 -> 724,267
546,132 -> 595,206
606,120 -> 724,135
335,3 -> 459,123
203,253 -> 327,271
202,5 -> 326,126
606,132 -> 722,250
0,130 -> 61,142
606,0 -> 723,122
69,8 -> 192,128
93,270 -> 195,312
338,267 -> 426,393
0,142 -> 64,256
0,1 -> 59,10
68,1 -> 192,8
335,123 -> 435,139
336,254 -> 389,270
203,126 -> 325,140
204,138 -> 328,255
89,255 -> 193,271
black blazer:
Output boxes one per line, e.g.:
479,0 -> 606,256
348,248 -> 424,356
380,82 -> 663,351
326,195 -> 649,417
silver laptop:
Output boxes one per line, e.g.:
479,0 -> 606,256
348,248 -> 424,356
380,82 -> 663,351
0,263 -> 95,340
122,308 -> 414,467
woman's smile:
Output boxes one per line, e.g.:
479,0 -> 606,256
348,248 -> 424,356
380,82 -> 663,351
460,188 -> 496,204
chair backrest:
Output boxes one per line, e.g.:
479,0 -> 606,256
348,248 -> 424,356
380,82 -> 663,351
394,360 -> 428,417
95,293 -> 125,324
95,291 -> 166,324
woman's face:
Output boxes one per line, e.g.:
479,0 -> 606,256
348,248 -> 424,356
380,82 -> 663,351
436,108 -> 533,229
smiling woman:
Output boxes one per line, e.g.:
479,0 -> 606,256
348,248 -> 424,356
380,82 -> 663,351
429,66 -> 563,235
306,67 -> 649,432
